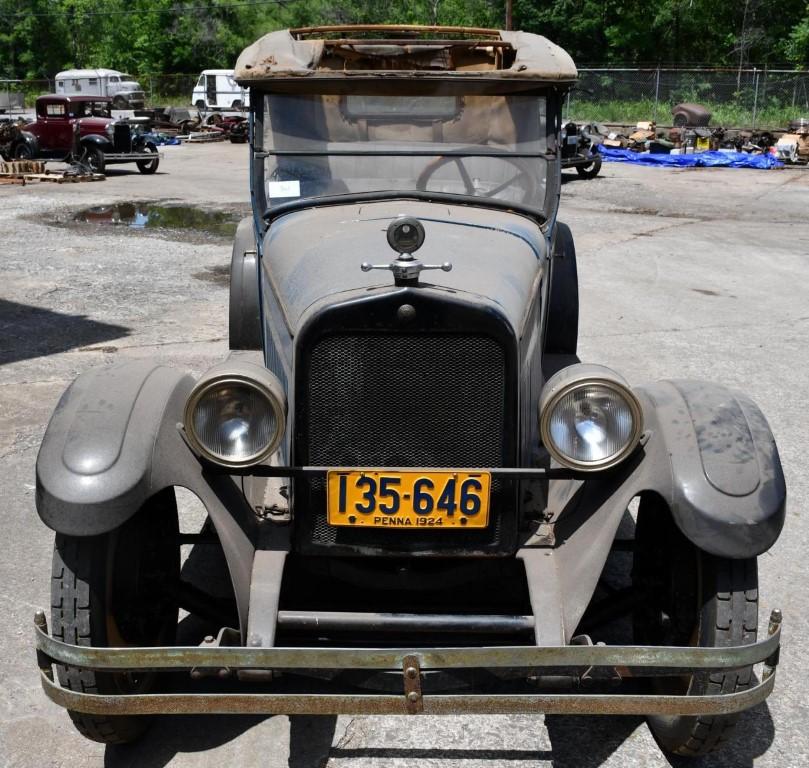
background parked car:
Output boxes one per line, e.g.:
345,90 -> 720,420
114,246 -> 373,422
192,69 -> 249,110
11,95 -> 159,174
55,69 -> 146,109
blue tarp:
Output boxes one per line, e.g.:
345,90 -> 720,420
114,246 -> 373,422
598,146 -> 783,169
141,132 -> 181,146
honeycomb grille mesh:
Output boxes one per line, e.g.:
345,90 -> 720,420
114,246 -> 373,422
298,333 -> 509,551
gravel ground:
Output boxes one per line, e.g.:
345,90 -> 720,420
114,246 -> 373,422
1,145 -> 807,768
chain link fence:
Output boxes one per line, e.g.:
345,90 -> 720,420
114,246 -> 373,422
568,68 -> 809,129
4,69 -> 809,128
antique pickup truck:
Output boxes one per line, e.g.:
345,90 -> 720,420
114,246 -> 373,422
32,25 -> 784,758
9,94 -> 159,173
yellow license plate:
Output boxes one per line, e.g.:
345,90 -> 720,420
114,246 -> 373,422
327,470 -> 491,530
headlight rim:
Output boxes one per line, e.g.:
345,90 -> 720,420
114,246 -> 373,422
183,373 -> 285,468
539,375 -> 643,472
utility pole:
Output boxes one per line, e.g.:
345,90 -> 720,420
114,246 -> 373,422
505,0 -> 513,30
737,0 -> 751,91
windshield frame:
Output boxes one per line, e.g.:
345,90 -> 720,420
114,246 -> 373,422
250,84 -> 561,228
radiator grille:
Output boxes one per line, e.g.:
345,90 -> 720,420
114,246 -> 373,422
113,123 -> 132,153
297,333 -> 511,553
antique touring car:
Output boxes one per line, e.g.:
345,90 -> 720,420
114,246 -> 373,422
33,26 -> 784,757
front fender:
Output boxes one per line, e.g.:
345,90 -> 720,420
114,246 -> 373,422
531,378 -> 785,642
14,131 -> 39,156
639,379 -> 786,558
36,362 -> 195,536
79,134 -> 113,152
36,360 -> 261,636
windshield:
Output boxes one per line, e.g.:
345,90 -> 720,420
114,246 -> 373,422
260,92 -> 549,214
74,101 -> 111,118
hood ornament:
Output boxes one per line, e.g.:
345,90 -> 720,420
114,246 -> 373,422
361,217 -> 452,286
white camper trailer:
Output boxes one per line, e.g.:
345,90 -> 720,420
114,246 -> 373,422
55,69 -> 145,109
191,70 -> 249,110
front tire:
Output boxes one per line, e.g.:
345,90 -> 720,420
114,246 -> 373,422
575,153 -> 602,179
112,96 -> 128,110
80,145 -> 105,174
136,143 -> 159,174
633,496 -> 758,757
50,489 -> 179,744
14,142 -> 33,160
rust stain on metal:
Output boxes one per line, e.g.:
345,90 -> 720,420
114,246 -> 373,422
39,670 -> 776,717
34,619 -> 782,673
402,654 -> 423,714
32,611 -> 782,719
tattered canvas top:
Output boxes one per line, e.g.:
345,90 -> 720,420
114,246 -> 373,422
234,26 -> 577,86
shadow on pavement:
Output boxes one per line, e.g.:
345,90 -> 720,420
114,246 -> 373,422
100,700 -> 774,767
289,716 -> 337,768
104,715 -> 268,768
0,299 -> 129,365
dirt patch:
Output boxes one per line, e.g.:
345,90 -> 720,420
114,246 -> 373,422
192,264 -> 230,286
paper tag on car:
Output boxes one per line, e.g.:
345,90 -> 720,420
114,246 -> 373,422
267,180 -> 301,198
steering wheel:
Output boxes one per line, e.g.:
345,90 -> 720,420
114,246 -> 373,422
415,155 -> 537,204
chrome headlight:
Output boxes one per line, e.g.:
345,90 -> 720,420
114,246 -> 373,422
183,361 -> 285,468
539,364 -> 643,471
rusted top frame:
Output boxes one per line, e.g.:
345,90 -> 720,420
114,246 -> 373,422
291,25 -> 503,38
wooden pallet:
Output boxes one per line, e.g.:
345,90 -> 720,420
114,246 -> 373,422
0,171 -> 105,184
0,160 -> 46,174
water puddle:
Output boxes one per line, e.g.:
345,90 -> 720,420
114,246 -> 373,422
43,201 -> 248,243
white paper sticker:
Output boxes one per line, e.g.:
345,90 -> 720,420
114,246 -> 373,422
267,180 -> 301,199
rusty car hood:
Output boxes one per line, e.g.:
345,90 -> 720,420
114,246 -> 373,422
261,200 -> 546,334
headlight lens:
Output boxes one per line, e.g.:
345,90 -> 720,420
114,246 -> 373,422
540,374 -> 642,471
185,375 -> 285,467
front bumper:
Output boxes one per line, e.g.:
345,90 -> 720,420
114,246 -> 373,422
35,610 -> 782,717
103,151 -> 162,164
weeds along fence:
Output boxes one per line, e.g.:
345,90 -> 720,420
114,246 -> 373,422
569,67 -> 809,129
3,69 -> 809,129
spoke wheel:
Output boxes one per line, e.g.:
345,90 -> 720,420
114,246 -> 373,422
575,153 -> 602,179
14,142 -> 34,160
633,495 -> 759,757
50,489 -> 179,744
80,146 -> 105,174
136,144 -> 159,174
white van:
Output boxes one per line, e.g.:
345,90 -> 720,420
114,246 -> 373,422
55,69 -> 146,109
192,70 -> 249,110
